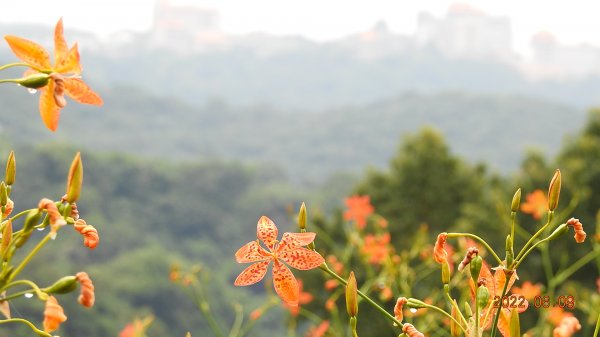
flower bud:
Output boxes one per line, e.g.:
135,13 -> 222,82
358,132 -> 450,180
345,271 -> 358,317
4,151 -> 15,186
511,188 -> 521,213
548,169 -> 561,211
65,152 -> 83,203
1,220 -> 12,259
442,260 -> 451,285
44,276 -> 78,294
0,182 -> 7,207
407,298 -> 428,309
16,73 -> 50,89
470,255 -> 483,283
298,202 -> 307,231
509,307 -> 520,337
464,302 -> 473,318
476,285 -> 490,310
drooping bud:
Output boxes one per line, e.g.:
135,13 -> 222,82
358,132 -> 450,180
547,169 -> 561,212
298,202 -> 307,231
566,217 -> 586,243
433,232 -> 448,264
65,152 -> 83,203
509,307 -> 520,337
476,284 -> 490,310
16,72 -> 50,89
0,182 -> 7,207
44,276 -> 78,294
511,188 -> 521,213
470,255 -> 483,283
394,297 -> 408,323
345,271 -> 358,317
450,300 -> 461,337
4,151 -> 15,186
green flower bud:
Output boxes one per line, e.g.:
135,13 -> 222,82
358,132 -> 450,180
511,188 -> 521,213
5,151 -> 15,186
65,152 -> 84,203
442,260 -> 451,285
470,255 -> 483,283
16,73 -> 50,89
346,271 -> 358,317
1,220 -> 12,259
548,169 -> 561,211
44,275 -> 78,294
505,235 -> 514,267
0,182 -> 7,207
298,202 -> 307,231
464,302 -> 473,318
407,298 -> 428,309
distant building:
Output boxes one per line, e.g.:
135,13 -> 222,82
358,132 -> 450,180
415,3 -> 513,61
334,21 -> 414,60
149,0 -> 227,53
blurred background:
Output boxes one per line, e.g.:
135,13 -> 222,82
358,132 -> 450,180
0,0 -> 599,336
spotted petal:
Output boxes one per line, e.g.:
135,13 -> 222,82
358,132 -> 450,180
54,18 -> 69,65
55,44 -> 82,75
277,232 -> 316,254
64,78 -> 103,105
234,260 -> 270,286
4,35 -> 51,70
279,248 -> 324,270
235,241 -> 269,263
257,216 -> 278,250
272,260 -> 299,306
39,82 -> 61,131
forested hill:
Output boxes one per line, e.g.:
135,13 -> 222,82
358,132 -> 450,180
0,85 -> 585,180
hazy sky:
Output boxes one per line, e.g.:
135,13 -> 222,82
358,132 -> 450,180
2,0 -> 600,54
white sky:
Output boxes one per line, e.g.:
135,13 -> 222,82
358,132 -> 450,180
2,0 -> 600,54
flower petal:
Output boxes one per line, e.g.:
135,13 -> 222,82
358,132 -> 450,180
55,44 -> 81,74
272,261 -> 299,306
4,35 -> 52,70
496,308 -> 511,337
235,241 -> 269,263
279,248 -> 324,270
39,83 -> 61,131
257,216 -> 278,251
54,18 -> 69,65
64,78 -> 103,105
234,260 -> 270,286
277,232 -> 316,253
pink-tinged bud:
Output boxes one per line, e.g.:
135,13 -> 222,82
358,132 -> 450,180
402,323 -> 425,337
345,271 -> 358,317
5,151 -> 15,186
65,152 -> 83,203
394,297 -> 408,322
458,247 -> 479,272
548,169 -> 561,211
566,218 -> 586,243
433,232 -> 448,264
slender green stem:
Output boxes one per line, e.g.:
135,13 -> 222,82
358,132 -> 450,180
540,244 -> 554,284
228,303 -> 244,337
549,248 -> 600,288
444,293 -> 468,327
190,281 -> 225,337
0,289 -> 35,302
0,317 -> 52,337
516,211 -> 553,261
0,79 -> 20,84
475,289 -> 480,334
319,263 -> 404,328
0,62 -> 31,72
490,272 -> 511,337
419,302 -> 468,336
1,279 -> 46,300
510,212 -> 516,253
593,312 -> 600,337
9,233 -> 52,283
299,307 -> 324,324
446,233 -> 502,265
237,299 -> 278,337
513,237 -> 551,270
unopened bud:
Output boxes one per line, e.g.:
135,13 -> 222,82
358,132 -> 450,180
511,188 -> 521,213
0,182 -> 6,206
298,202 -> 307,231
345,271 -> 358,317
470,255 -> 482,283
477,285 -> 490,310
509,307 -> 520,337
1,220 -> 12,258
548,169 -> 561,211
23,210 -> 42,232
16,73 -> 50,89
44,276 -> 78,294
5,151 -> 15,186
442,260 -> 450,285
65,152 -> 83,203
464,302 -> 473,318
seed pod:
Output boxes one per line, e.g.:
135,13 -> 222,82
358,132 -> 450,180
470,255 -> 483,283
477,285 -> 490,310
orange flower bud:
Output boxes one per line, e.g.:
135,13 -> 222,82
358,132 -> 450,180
65,152 -> 83,203
5,151 -> 15,186
76,271 -> 95,308
566,218 -> 586,243
402,323 -> 425,337
394,297 -> 407,322
345,271 -> 358,317
324,279 -> 338,291
433,233 -> 448,264
548,169 -> 561,211
43,296 -> 67,332
73,219 -> 99,249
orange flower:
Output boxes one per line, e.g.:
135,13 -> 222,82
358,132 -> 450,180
324,279 -> 338,291
43,296 -> 67,333
234,216 -> 324,306
38,198 -> 66,236
284,279 -> 313,316
119,316 -> 153,337
305,320 -> 330,337
249,309 -> 263,321
73,218 -> 99,249
547,306 -> 574,326
566,217 -> 586,243
511,281 -> 542,301
520,190 -> 547,220
394,297 -> 408,322
76,271 -> 95,308
361,232 -> 391,264
553,316 -> 581,337
433,232 -> 448,264
3,18 -> 102,131
343,195 -> 374,229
